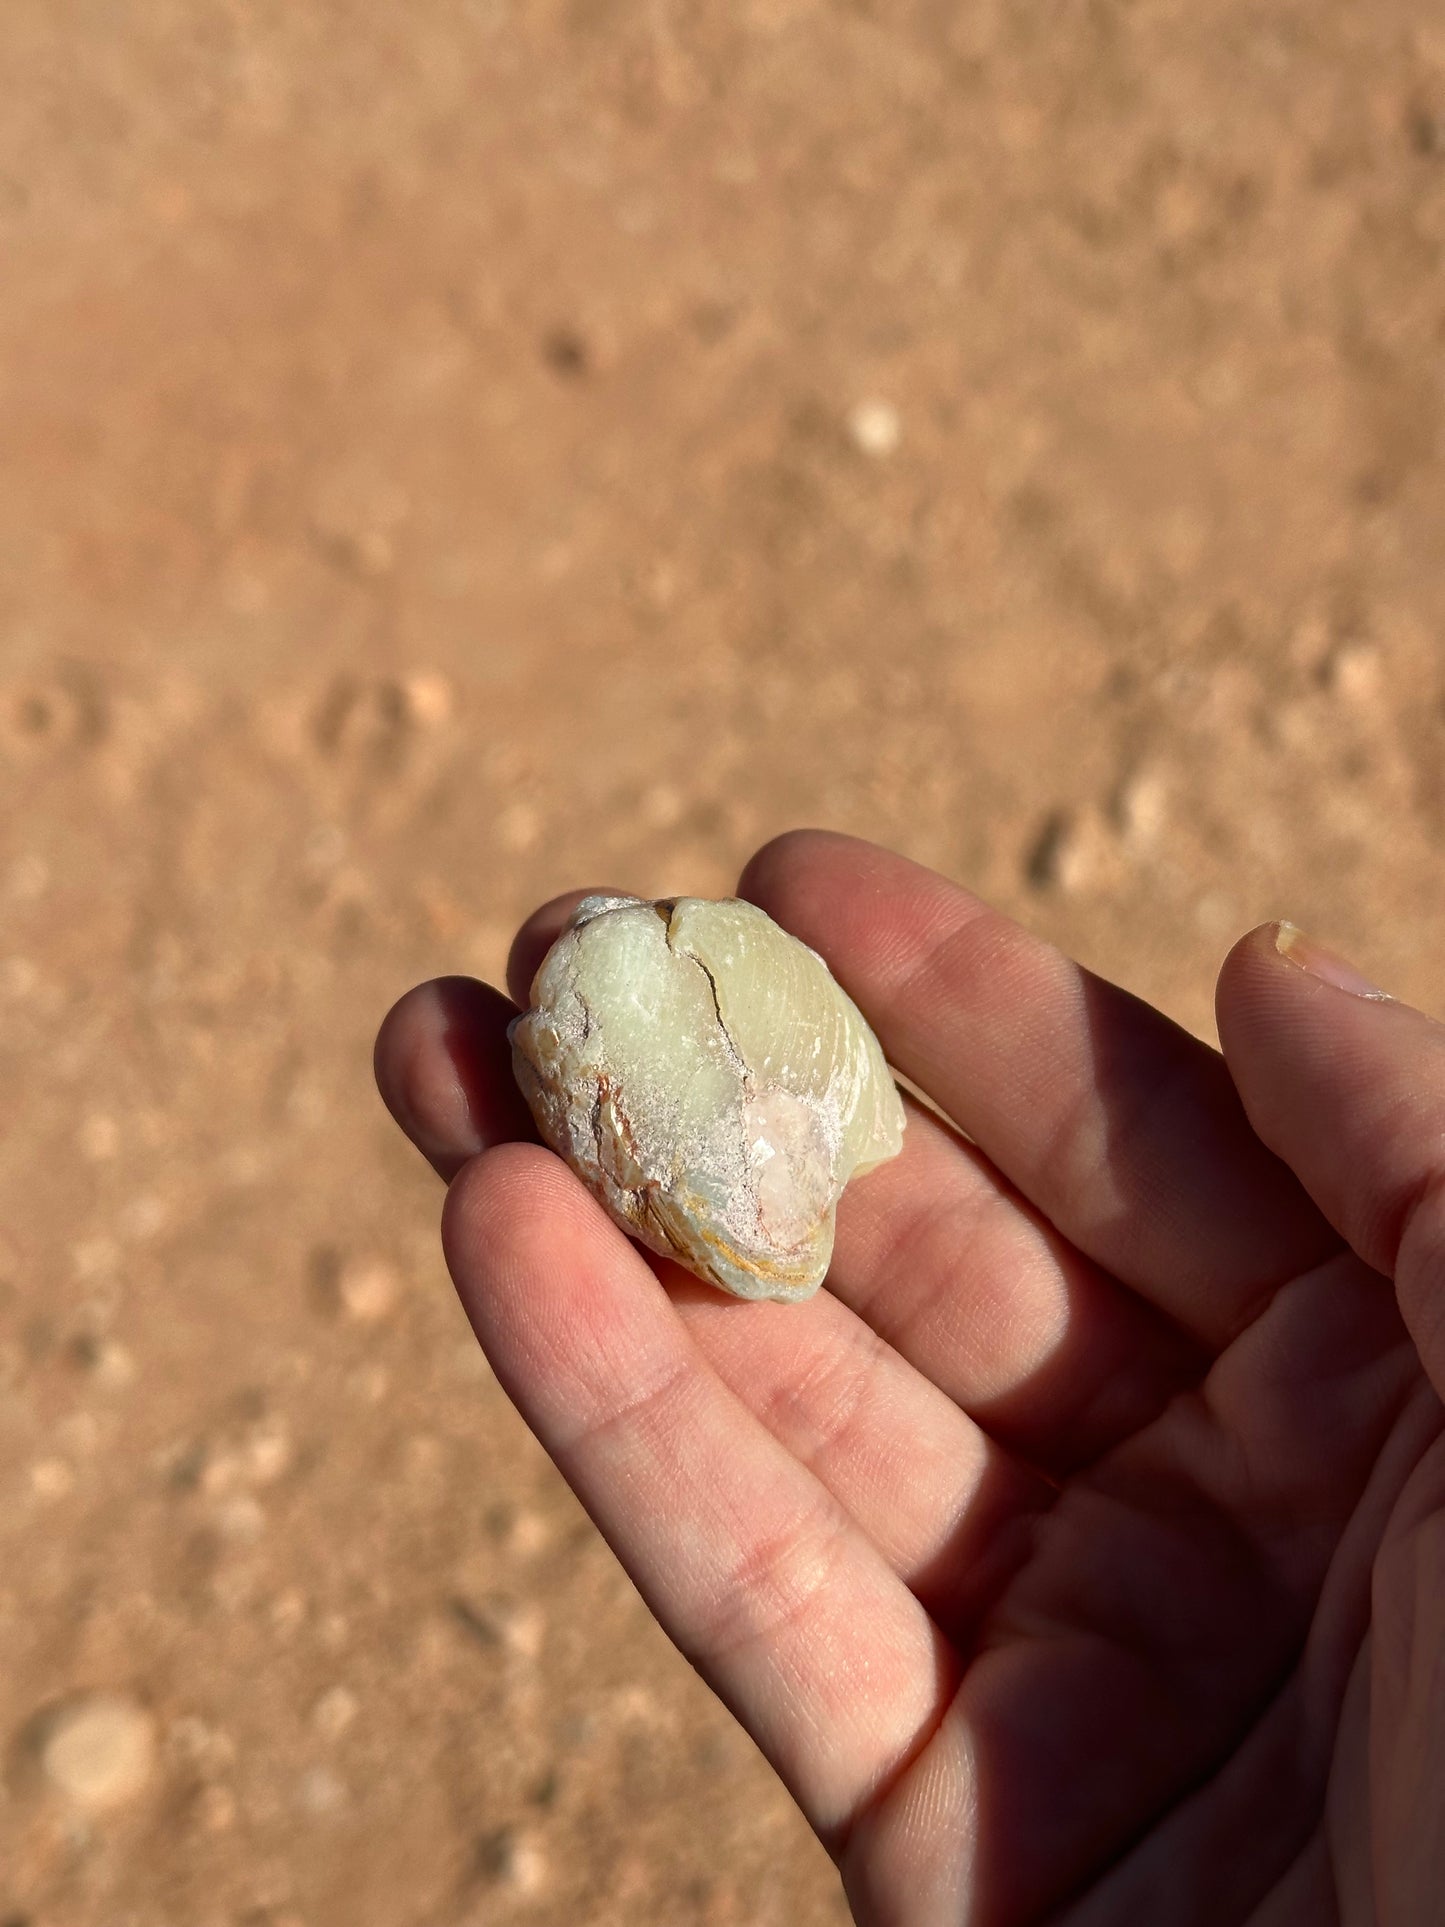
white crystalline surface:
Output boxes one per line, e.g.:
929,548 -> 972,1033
509,895 -> 905,1302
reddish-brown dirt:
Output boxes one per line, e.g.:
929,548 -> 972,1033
2,3 -> 1443,1922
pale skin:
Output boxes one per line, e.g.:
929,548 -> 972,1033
373,831 -> 1445,1926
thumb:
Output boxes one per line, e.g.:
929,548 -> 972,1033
1217,922 -> 1445,1390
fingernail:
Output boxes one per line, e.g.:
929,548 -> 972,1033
1274,922 -> 1391,1000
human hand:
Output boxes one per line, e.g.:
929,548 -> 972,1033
374,831 -> 1445,1925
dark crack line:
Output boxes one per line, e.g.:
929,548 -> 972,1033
663,914 -> 751,1089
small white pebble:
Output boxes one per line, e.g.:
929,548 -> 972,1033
245,1423 -> 292,1485
40,1693 -> 156,1810
502,1509 -> 551,1557
404,671 -> 454,726
847,399 -> 901,456
501,1602 -> 546,1660
1115,768 -> 1168,846
1027,809 -> 1114,895
507,1832 -> 549,1895
337,1255 -> 398,1323
1325,642 -> 1381,702
479,1825 -> 549,1893
31,1459 -> 74,1499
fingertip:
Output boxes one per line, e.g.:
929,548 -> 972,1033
1227,920 -> 1289,967
373,975 -> 533,1180
736,827 -> 852,901
505,886 -> 631,1006
1217,920 -> 1405,1061
373,976 -> 453,1139
1219,920 -> 1293,977
439,1138 -> 553,1276
1214,920 -> 1286,1028
1214,916 -> 1445,1279
738,830 -> 927,937
1218,917 -> 1351,1020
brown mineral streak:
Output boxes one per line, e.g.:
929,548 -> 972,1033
599,1073 -> 646,1178
663,1185 -> 817,1288
606,1073 -> 799,1288
640,1187 -> 705,1268
690,1226 -> 812,1288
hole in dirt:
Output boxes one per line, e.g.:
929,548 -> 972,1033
541,327 -> 591,378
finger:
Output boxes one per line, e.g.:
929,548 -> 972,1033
739,830 -> 1338,1348
414,922 -> 1205,1469
442,1142 -> 959,1843
829,1095 -> 1206,1469
1217,921 -> 1445,1391
373,976 -> 534,1180
673,1277 -> 1052,1640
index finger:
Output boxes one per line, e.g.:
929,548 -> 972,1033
443,1141 -> 959,1844
738,831 -> 1337,1347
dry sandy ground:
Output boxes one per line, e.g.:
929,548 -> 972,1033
2,3 -> 1444,1923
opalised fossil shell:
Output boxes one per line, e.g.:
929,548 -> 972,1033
508,895 -> 906,1302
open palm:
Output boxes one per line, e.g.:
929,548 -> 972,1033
375,832 -> 1445,1925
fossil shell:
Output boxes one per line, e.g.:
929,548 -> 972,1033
508,894 -> 905,1302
